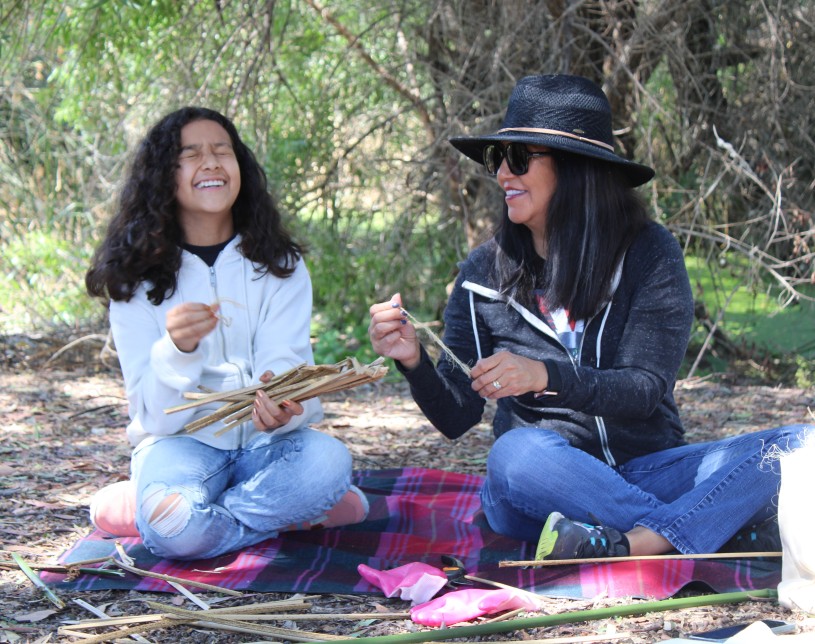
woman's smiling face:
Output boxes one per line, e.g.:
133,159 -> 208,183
175,119 -> 241,233
496,143 -> 557,255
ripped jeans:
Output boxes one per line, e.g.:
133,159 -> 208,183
481,424 -> 813,553
130,428 -> 352,560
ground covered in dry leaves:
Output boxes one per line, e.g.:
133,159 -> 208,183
2,332 -> 815,643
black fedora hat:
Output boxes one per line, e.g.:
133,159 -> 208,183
449,74 -> 655,187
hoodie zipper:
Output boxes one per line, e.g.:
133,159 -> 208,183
207,258 -> 250,446
462,280 -> 617,466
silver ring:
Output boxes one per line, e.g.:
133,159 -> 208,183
493,380 -> 502,390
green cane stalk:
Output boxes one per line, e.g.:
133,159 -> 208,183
348,588 -> 777,643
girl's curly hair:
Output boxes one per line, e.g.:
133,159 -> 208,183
86,107 -> 303,305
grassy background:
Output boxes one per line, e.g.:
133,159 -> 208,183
686,256 -> 815,357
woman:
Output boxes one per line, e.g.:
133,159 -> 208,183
86,107 -> 366,560
369,75 -> 808,559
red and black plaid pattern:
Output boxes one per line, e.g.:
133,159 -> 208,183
42,468 -> 780,599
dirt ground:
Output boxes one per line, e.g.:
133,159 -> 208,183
1,332 -> 815,642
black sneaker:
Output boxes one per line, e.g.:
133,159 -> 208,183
722,516 -> 781,553
535,511 -> 630,560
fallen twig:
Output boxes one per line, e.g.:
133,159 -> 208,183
499,551 -> 782,567
463,573 -> 543,606
0,559 -> 124,577
151,601 -> 348,640
59,597 -> 318,643
109,558 -> 243,596
71,598 -> 152,644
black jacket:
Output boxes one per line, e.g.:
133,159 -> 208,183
400,222 -> 694,466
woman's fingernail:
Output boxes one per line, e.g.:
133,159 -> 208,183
391,301 -> 399,308
401,319 -> 407,325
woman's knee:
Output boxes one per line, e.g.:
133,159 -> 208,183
487,427 -> 567,479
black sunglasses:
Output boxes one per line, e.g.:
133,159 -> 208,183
483,143 -> 552,176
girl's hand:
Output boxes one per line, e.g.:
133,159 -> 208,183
368,293 -> 421,369
166,302 -> 219,353
253,371 -> 304,431
470,351 -> 549,399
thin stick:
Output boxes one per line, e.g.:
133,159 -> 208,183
463,574 -> 543,606
499,551 -> 782,567
401,308 -> 471,377
110,558 -> 243,596
72,598 -> 152,644
158,611 -> 412,621
148,602 -> 347,641
65,598 -> 313,630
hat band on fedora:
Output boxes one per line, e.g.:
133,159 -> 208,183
497,127 -> 615,152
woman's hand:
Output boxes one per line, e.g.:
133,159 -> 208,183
166,302 -> 220,353
470,351 -> 549,399
252,370 -> 304,432
368,293 -> 421,370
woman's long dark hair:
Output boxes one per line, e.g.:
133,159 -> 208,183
495,152 -> 650,320
86,107 -> 303,304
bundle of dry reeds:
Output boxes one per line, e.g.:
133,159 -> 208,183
164,357 -> 388,436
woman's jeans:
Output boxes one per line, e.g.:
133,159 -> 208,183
482,424 -> 812,553
131,428 -> 352,560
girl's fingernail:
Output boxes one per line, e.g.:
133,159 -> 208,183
391,301 -> 399,308
401,319 -> 407,325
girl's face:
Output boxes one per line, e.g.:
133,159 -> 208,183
175,119 -> 241,238
496,143 -> 557,256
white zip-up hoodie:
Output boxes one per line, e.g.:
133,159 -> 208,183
109,236 -> 322,450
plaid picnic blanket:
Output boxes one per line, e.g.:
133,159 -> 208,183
42,468 -> 780,599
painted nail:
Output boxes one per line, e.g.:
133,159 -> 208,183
401,319 -> 407,325
391,301 -> 399,308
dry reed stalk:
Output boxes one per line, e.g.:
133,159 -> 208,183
65,598 -> 314,631
500,551 -> 782,567
401,308 -> 471,377
164,357 -> 388,435
109,558 -> 243,595
151,602 -> 348,640
61,598 -> 323,644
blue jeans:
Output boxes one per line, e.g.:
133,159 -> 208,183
481,424 -> 812,553
131,428 -> 352,560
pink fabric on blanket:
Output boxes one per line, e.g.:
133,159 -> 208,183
410,588 -> 541,626
357,562 -> 448,605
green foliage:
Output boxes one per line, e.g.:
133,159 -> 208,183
794,356 -> 815,389
0,230 -> 100,331
1,0 -> 813,386
686,255 -> 815,358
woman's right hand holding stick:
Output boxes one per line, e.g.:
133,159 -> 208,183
368,293 -> 421,370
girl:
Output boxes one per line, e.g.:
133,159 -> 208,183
86,107 -> 366,560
